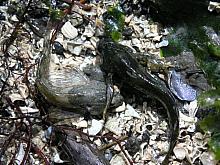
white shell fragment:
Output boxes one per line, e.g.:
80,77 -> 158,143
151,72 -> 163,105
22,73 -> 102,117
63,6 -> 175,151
77,120 -> 88,128
15,143 -> 25,165
155,40 -> 169,48
105,117 -> 122,135
88,119 -> 104,135
200,152 -> 217,165
173,146 -> 187,160
61,21 -> 78,39
184,100 -> 198,117
52,147 -> 65,163
114,102 -> 126,112
10,15 -> 19,22
208,1 -> 220,13
110,154 -> 127,165
83,24 -> 95,37
19,107 -> 39,114
18,83 -> 29,99
124,104 -> 140,118
9,93 -> 24,102
72,46 -> 82,56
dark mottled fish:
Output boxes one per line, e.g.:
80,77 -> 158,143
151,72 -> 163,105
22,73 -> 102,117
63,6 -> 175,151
98,38 -> 179,164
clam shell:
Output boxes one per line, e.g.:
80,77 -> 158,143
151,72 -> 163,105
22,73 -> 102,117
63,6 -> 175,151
61,21 -> 78,39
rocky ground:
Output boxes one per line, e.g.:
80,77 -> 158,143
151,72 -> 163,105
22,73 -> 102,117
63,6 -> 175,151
0,0 -> 219,165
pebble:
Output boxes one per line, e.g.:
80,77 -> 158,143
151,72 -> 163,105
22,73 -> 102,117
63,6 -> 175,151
110,154 -> 127,165
61,21 -> 78,39
83,41 -> 95,50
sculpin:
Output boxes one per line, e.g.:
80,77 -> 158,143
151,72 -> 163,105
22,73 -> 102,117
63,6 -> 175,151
36,35 -> 122,116
98,38 -> 179,164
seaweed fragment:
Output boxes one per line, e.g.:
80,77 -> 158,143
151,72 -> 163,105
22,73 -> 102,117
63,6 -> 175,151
103,4 -> 125,41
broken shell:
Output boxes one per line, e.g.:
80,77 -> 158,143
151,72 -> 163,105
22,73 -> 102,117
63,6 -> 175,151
18,83 -> 29,99
110,153 -> 127,165
124,104 -> 140,118
200,152 -> 217,165
183,100 -> 198,117
19,107 -> 39,114
83,24 -> 95,37
9,93 -> 24,103
208,2 -> 220,13
77,120 -> 88,128
173,146 -> 187,160
114,102 -> 126,112
10,15 -> 19,22
61,21 -> 78,39
72,46 -> 82,56
155,40 -> 169,48
88,119 -> 104,135
105,117 -> 122,135
83,41 -> 95,50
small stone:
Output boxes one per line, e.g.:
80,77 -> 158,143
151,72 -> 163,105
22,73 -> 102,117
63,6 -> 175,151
208,2 -> 220,13
61,21 -> 78,39
8,45 -> 18,56
70,13 -> 83,26
83,41 -> 95,50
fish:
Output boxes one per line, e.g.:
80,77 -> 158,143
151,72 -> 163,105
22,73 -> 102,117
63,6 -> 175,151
98,38 -> 179,164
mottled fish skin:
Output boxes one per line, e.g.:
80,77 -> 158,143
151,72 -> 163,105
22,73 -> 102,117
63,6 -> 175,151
98,38 -> 179,164
36,35 -> 123,116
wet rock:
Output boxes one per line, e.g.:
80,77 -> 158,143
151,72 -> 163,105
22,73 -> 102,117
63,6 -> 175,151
53,41 -> 64,55
168,70 -> 197,101
125,136 -> 141,156
166,51 -> 210,92
121,0 -> 209,25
